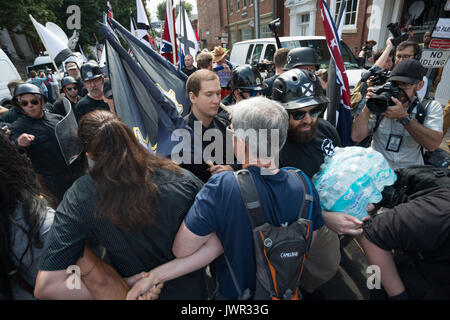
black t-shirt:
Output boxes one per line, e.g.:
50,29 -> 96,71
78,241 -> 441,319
49,97 -> 79,117
279,118 -> 342,178
74,95 -> 110,122
181,112 -> 239,183
39,168 -> 208,300
182,66 -> 198,77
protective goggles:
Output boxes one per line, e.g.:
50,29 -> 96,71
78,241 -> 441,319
289,105 -> 324,121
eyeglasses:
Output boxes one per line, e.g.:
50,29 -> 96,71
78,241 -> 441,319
395,54 -> 414,60
20,99 -> 40,107
239,89 -> 261,97
289,106 -> 323,121
66,86 -> 78,91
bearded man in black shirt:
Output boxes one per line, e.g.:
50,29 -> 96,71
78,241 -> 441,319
273,69 -> 363,298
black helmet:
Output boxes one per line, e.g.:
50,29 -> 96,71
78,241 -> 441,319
61,76 -> 78,88
80,61 -> 103,81
283,47 -> 320,70
12,83 -> 47,107
227,65 -> 267,91
272,69 -> 329,110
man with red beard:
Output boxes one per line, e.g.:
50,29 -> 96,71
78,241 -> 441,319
273,69 -> 363,299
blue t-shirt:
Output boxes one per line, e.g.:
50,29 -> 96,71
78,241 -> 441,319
184,166 -> 324,299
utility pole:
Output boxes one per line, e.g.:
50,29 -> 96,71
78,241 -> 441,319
254,0 -> 260,38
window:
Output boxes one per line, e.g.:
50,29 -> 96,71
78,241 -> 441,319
249,0 -> 253,5
296,13 -> 310,36
241,27 -> 252,40
334,0 -> 359,29
264,44 -> 276,61
229,0 -> 233,14
250,44 -> 264,64
245,44 -> 255,64
236,0 -> 240,11
243,0 -> 247,8
260,24 -> 272,38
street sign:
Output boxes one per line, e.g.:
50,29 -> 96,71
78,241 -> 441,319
432,18 -> 450,39
429,38 -> 450,49
420,49 -> 450,68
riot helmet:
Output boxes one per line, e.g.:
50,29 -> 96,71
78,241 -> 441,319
12,83 -> 47,107
80,61 -> 103,81
272,68 -> 329,110
283,47 -> 320,70
227,64 -> 267,93
61,76 -> 78,88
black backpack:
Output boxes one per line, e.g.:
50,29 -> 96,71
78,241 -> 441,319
226,168 -> 314,300
379,165 -> 450,208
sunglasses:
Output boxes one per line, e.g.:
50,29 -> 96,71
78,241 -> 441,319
239,89 -> 261,97
289,106 -> 323,121
20,99 -> 40,107
66,86 -> 78,91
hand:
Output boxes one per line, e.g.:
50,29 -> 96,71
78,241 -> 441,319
322,211 -> 364,236
386,37 -> 394,49
17,133 -> 35,147
126,273 -> 164,300
383,97 -> 408,119
124,271 -> 149,287
208,165 -> 233,175
1,125 -> 10,137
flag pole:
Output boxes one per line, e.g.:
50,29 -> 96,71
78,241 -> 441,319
29,15 -> 63,80
168,0 -> 177,65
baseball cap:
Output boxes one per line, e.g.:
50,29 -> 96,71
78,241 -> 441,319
389,59 -> 425,84
66,62 -> 78,70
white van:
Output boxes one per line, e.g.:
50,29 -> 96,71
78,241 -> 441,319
0,48 -> 21,106
229,36 -> 364,90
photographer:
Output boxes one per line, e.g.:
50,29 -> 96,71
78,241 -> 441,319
351,59 -> 443,170
358,40 -> 377,67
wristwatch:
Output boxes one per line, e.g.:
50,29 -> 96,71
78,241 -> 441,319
399,114 -> 413,126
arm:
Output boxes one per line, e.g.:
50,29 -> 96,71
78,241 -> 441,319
374,38 -> 394,69
126,233 -> 223,300
172,221 -> 212,258
358,234 -> 405,297
386,97 -> 443,151
34,270 -> 95,300
351,105 -> 371,143
322,210 -> 363,236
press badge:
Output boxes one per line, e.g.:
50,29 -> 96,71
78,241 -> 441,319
386,134 -> 403,152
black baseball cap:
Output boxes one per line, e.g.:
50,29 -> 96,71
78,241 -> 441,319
389,59 -> 425,84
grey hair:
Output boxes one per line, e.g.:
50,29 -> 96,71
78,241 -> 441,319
230,96 -> 289,160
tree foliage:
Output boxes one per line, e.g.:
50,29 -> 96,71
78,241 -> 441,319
157,1 -> 193,22
0,0 -> 141,49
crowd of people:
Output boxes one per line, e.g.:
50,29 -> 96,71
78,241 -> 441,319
0,33 -> 449,301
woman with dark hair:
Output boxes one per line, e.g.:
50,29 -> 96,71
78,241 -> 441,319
34,110 -> 208,299
0,131 -> 54,299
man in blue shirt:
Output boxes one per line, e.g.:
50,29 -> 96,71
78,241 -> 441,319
173,96 -> 324,299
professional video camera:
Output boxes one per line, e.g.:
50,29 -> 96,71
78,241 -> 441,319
368,69 -> 391,86
366,82 -> 407,115
387,22 -> 410,46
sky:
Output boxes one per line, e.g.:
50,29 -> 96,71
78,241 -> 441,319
145,0 -> 198,21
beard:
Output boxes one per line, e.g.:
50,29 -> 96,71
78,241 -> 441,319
288,118 -> 319,144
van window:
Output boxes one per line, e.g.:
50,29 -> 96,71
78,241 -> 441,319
250,44 -> 264,64
263,44 -> 276,62
281,39 -> 360,69
245,44 -> 254,64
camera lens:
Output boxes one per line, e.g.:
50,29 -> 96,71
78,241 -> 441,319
367,93 -> 390,115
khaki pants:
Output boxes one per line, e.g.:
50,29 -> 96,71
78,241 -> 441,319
301,226 -> 341,292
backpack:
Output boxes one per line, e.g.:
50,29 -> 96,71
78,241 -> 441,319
379,165 -> 450,208
226,168 -> 314,300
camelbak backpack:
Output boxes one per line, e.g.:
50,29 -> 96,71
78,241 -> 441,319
226,168 -> 314,300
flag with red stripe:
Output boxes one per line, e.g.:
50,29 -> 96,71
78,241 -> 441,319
320,0 -> 353,146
